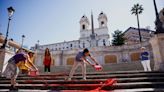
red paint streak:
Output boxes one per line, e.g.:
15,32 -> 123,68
24,80 -> 33,83
89,78 -> 117,91
24,72 -> 117,91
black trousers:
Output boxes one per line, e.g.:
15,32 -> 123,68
44,65 -> 50,72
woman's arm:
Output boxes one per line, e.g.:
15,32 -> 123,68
25,55 -> 38,70
89,56 -> 99,65
24,60 -> 33,70
81,57 -> 93,66
142,52 -> 149,57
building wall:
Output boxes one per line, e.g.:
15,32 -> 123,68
35,27 -> 110,51
32,12 -> 110,52
123,27 -> 155,44
34,41 -> 152,67
31,13 -> 154,67
0,49 -> 15,73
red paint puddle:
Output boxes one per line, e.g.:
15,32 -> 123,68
46,78 -> 117,91
87,78 -> 117,91
60,90 -> 108,92
49,84 -> 60,86
25,72 -> 116,91
28,71 -> 39,77
24,80 -> 33,83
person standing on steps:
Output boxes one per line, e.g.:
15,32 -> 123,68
67,48 -> 99,80
140,47 -> 151,71
43,48 -> 53,73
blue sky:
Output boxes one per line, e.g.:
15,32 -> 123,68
0,0 -> 163,48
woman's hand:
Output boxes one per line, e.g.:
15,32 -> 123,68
35,67 -> 38,71
91,64 -> 95,67
28,67 -> 33,71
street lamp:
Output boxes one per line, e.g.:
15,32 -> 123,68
37,40 -> 40,45
21,35 -> 25,48
1,6 -> 15,49
153,0 -> 164,33
35,40 -> 40,50
149,31 -> 152,37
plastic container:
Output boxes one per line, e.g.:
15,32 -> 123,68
28,70 -> 38,77
94,65 -> 102,71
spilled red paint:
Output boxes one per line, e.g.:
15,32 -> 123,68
89,78 -> 117,91
24,73 -> 117,91
28,71 -> 39,77
24,80 -> 33,83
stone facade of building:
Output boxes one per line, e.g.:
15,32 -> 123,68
123,27 -> 155,44
32,12 -> 154,67
34,41 -> 153,67
31,12 -> 110,51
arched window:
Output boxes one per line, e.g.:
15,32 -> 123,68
70,44 -> 72,47
103,39 -> 106,46
83,42 -> 85,48
130,52 -> 140,62
104,55 -> 117,63
82,25 -> 85,30
101,21 -> 104,26
67,57 -> 74,65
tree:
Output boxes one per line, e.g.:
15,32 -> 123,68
112,30 -> 125,46
131,3 -> 144,42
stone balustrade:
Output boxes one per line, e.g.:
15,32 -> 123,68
35,41 -> 152,67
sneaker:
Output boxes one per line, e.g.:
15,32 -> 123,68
65,77 -> 71,81
68,78 -> 72,81
48,72 -> 51,74
14,82 -> 19,86
83,78 -> 86,80
1,74 -> 4,77
10,86 -> 18,90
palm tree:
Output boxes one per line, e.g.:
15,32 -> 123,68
131,3 -> 144,42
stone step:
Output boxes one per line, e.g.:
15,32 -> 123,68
1,88 -> 164,92
19,71 -> 164,76
0,77 -> 163,84
1,73 -> 164,81
0,82 -> 164,90
0,74 -> 164,80
0,71 -> 163,91
112,88 -> 164,92
37,61 -> 153,73
1,70 -> 162,79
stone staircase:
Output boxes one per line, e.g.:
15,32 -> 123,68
37,61 -> 153,73
0,71 -> 164,92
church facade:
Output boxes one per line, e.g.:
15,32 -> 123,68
33,12 -> 110,52
31,12 -> 153,67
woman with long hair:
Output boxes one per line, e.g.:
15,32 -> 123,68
43,48 -> 53,73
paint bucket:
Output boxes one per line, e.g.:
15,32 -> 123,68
28,70 -> 38,77
94,65 -> 102,71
